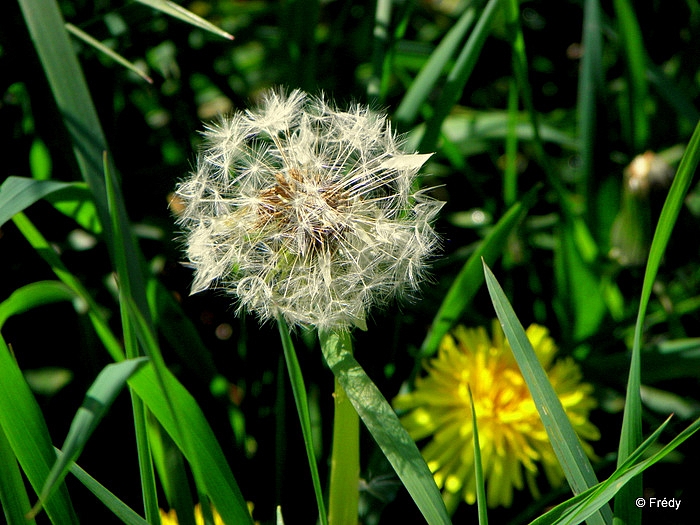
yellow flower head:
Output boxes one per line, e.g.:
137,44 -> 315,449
393,321 -> 600,510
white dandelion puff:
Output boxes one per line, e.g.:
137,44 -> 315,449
175,88 -> 443,330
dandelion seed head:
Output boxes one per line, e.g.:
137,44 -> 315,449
175,88 -> 443,330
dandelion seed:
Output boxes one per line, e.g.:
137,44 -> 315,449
175,88 -> 442,330
393,321 -> 600,510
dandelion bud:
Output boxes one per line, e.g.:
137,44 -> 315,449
175,88 -> 443,330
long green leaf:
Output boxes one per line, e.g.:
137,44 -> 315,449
394,3 -> 477,126
615,117 -> 700,523
420,186 -> 537,358
135,0 -> 234,41
482,261 -> 610,525
12,213 -> 124,363
419,0 -> 503,153
27,358 -> 149,519
277,318 -> 328,525
0,333 -> 78,525
0,281 -> 76,330
0,424 -> 34,525
0,177 -> 76,229
128,362 -> 254,525
319,330 -> 451,525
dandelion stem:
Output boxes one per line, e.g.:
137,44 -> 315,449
325,330 -> 359,525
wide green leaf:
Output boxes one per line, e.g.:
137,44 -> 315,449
0,424 -> 34,525
0,177 -> 76,229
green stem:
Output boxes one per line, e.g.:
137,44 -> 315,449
324,331 -> 359,525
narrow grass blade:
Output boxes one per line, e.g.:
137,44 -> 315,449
482,261 -> 610,525
12,212 -> 124,363
420,187 -> 537,358
0,334 -> 79,525
0,424 -> 34,525
468,387 -> 488,525
103,152 -> 161,524
419,0 -> 503,153
612,0 -> 649,151
65,23 -> 153,83
576,0 -> 603,205
532,416 -> 700,525
319,330 -> 451,525
135,0 -> 234,40
18,0 -> 151,320
0,177 -> 76,228
27,358 -> 149,519
615,117 -> 700,524
128,361 -> 254,525
276,317 -> 328,525
67,454 -> 150,525
394,2 -> 477,126
0,281 -> 75,329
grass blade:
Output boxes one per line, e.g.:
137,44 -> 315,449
0,281 -> 75,330
420,186 -> 537,358
615,116 -> 700,523
468,387 -> 488,525
27,358 -> 149,519
66,454 -> 150,525
0,333 -> 78,524
64,23 -> 153,83
0,177 -> 76,229
320,330 -> 451,525
482,260 -> 610,525
135,0 -> 234,41
0,424 -> 34,525
277,318 -> 328,525
394,2 -> 477,127
12,212 -> 124,362
419,0 -> 503,153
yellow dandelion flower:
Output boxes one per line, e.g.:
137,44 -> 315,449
393,320 -> 600,510
159,503 -> 258,525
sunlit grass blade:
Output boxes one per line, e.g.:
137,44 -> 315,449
64,23 -> 153,83
276,317 -> 328,525
482,261 -> 610,525
532,416 -> 700,525
125,296 -> 253,525
0,424 -> 34,525
615,116 -> 700,524
0,281 -> 75,330
468,387 -> 488,525
12,212 -> 124,362
612,0 -> 649,151
135,0 -> 234,40
67,456 -> 150,525
319,330 -> 451,525
0,333 -> 79,525
393,1 -> 476,126
420,187 -> 537,359
419,0 -> 503,153
27,358 -> 149,520
103,152 -> 161,524
128,359 -> 254,525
